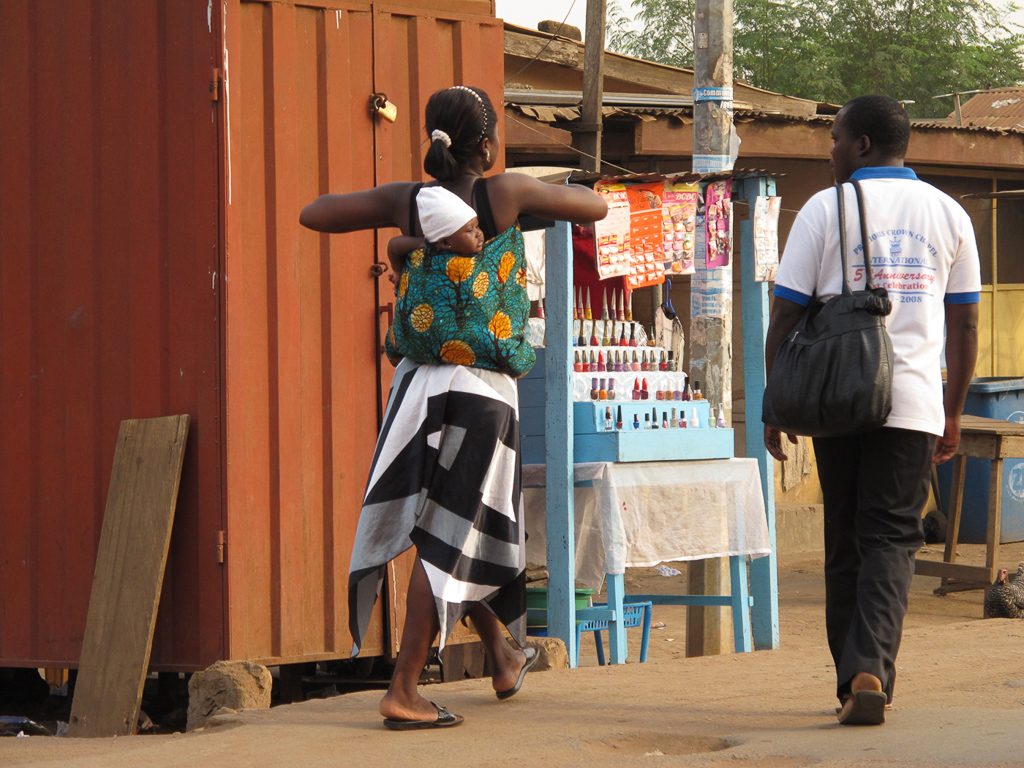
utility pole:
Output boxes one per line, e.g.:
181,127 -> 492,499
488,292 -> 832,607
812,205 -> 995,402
692,0 -> 734,174
578,0 -> 607,172
688,0 -> 735,657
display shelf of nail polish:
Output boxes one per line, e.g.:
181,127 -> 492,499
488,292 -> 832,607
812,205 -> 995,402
518,348 -> 733,465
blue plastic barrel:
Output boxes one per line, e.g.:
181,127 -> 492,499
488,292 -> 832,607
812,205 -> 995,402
937,377 -> 1024,543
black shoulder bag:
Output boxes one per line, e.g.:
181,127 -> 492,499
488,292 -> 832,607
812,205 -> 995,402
762,181 -> 894,438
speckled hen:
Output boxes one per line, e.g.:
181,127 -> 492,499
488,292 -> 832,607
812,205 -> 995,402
985,563 -> 1024,619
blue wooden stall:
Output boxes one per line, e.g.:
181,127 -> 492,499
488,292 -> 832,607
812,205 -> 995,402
539,172 -> 780,665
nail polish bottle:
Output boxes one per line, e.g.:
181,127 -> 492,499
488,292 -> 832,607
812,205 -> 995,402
670,407 -> 678,428
659,351 -> 668,372
633,413 -> 641,430
644,413 -> 651,430
632,378 -> 641,401
616,405 -> 623,431
651,407 -> 659,429
598,378 -> 607,400
605,406 -> 613,431
607,378 -> 616,400
679,410 -> 688,429
662,411 -> 669,430
631,350 -> 640,372
573,350 -> 582,373
717,404 -> 727,428
641,378 -> 649,401
597,350 -> 605,373
690,407 -> 700,429
590,377 -> 599,400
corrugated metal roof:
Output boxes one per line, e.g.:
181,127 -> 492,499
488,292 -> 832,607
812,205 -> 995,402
507,100 -> 1024,136
957,88 -> 1024,130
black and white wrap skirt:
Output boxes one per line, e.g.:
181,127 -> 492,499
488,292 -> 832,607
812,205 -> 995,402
348,359 -> 527,654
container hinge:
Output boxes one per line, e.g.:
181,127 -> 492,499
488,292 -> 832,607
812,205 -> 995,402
210,68 -> 222,101
216,530 -> 226,564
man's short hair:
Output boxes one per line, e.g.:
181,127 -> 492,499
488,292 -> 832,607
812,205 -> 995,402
840,95 -> 911,159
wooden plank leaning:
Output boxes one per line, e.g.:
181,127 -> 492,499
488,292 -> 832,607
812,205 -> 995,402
69,415 -> 190,737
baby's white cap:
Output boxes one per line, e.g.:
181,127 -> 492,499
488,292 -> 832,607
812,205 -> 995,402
417,186 -> 478,243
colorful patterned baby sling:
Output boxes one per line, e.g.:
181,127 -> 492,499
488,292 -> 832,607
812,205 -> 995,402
385,180 -> 536,378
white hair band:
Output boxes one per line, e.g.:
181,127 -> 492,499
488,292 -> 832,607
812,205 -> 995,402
430,129 -> 452,148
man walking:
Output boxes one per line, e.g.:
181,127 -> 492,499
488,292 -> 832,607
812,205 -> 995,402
764,95 -> 980,725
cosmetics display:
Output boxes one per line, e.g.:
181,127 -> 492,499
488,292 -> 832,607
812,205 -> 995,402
518,280 -> 733,464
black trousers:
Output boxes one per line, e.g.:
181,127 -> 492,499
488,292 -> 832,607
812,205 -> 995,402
812,427 -> 936,703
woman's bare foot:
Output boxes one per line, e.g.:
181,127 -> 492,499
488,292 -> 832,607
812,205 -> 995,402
489,645 -> 528,693
379,690 -> 440,722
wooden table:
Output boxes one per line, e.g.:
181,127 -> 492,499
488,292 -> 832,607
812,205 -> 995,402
914,415 -> 1024,592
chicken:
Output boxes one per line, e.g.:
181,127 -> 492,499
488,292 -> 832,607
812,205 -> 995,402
984,563 -> 1024,619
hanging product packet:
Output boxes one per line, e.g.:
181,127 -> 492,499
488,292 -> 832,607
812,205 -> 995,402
753,195 -> 782,282
592,181 -> 632,279
705,179 -> 732,269
625,182 -> 667,290
662,181 -> 699,275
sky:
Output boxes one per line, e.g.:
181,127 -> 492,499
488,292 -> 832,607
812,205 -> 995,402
495,0 -> 1024,42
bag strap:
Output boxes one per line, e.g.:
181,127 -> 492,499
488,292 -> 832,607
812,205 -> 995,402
834,180 -> 875,295
850,179 -> 875,290
834,184 -> 852,297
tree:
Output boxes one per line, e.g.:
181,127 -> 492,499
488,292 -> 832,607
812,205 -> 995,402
606,0 -> 1024,117
607,0 -> 695,68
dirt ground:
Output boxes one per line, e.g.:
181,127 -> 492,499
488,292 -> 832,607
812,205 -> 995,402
3,542 -> 1024,767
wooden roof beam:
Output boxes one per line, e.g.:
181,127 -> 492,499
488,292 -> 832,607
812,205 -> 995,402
503,25 -> 819,117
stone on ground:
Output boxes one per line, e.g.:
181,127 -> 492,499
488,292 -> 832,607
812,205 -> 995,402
187,661 -> 272,731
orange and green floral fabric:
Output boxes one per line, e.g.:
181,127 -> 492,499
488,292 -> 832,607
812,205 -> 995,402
385,225 -> 535,378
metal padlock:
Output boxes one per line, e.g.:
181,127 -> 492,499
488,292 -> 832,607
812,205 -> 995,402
371,93 -> 398,123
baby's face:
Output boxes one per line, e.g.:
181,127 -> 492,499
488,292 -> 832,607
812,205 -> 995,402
442,218 -> 484,254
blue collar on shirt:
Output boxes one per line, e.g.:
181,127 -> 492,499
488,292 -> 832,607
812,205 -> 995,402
849,166 -> 918,181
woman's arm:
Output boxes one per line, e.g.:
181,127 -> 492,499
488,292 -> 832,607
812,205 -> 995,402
299,183 -> 409,233
491,173 -> 607,226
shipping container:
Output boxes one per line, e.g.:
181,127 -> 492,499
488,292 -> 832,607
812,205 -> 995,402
0,0 -> 503,671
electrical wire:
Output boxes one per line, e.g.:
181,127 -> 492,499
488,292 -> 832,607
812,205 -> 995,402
506,0 -> 579,82
505,111 -> 638,175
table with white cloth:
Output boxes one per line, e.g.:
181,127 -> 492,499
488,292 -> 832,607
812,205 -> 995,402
522,457 -> 772,664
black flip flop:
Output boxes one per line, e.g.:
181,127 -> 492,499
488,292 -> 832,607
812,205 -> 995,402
382,702 -> 464,730
495,646 -> 539,700
837,689 -> 887,725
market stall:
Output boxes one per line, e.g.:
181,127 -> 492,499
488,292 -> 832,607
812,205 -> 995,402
519,171 -> 781,666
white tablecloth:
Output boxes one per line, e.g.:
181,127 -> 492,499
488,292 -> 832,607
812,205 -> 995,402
522,458 -> 772,589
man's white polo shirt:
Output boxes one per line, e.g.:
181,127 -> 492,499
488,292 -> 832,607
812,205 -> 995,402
774,166 -> 981,437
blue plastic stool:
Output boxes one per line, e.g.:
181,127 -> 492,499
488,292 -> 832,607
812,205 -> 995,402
528,600 -> 653,664
584,601 -> 652,665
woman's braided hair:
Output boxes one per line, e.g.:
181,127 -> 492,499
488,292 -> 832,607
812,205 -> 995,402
423,86 -> 497,181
